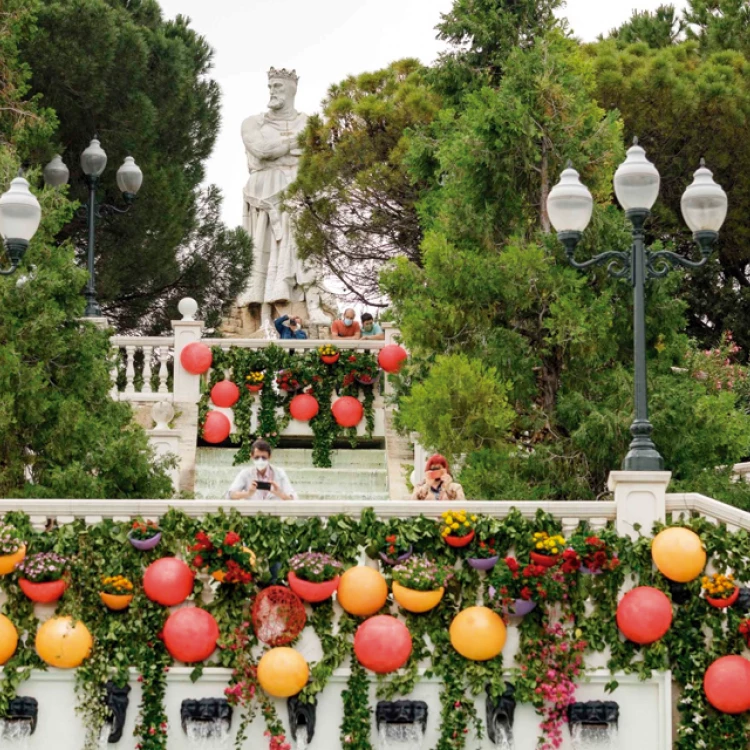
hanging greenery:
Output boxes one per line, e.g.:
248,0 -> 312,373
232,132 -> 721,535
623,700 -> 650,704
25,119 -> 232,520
199,345 -> 379,467
0,507 -> 749,750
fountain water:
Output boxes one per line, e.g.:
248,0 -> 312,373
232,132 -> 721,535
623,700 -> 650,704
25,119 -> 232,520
570,723 -> 618,749
375,701 -> 428,750
185,720 -> 230,749
98,723 -> 113,749
486,683 -> 515,748
377,722 -> 425,749
181,698 -> 233,749
0,719 -> 32,749
490,719 -> 513,750
294,726 -> 308,750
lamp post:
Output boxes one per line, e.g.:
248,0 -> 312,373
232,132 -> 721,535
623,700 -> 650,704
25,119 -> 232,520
43,137 -> 143,317
0,172 -> 42,275
547,139 -> 728,471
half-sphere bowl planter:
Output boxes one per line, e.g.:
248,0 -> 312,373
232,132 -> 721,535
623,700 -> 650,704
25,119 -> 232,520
379,546 -> 413,566
467,556 -> 499,571
128,532 -> 162,551
321,354 -> 340,365
19,578 -> 67,603
246,384 -> 263,393
530,551 -> 560,568
706,587 -> 740,609
99,592 -> 134,611
0,545 -> 26,576
502,599 -> 537,617
392,581 -> 445,613
445,530 -> 475,548
356,375 -> 380,387
288,571 -> 340,603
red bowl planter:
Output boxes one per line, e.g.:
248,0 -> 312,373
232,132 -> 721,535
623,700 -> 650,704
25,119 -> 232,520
445,530 -> 475,548
246,384 -> 263,393
530,551 -> 561,568
19,578 -> 67,603
706,587 -> 740,609
321,354 -> 340,365
287,571 -> 340,603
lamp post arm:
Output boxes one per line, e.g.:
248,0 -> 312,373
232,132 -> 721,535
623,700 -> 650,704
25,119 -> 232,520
558,231 -> 631,280
645,231 -> 718,279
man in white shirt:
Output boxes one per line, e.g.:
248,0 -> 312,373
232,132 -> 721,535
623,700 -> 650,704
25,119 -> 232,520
226,439 -> 297,501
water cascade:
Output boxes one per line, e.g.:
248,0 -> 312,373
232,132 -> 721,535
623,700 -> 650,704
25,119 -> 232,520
486,684 -> 515,748
181,698 -> 233,748
288,695 -> 317,748
375,701 -> 428,750
0,697 -> 38,747
568,701 -> 619,750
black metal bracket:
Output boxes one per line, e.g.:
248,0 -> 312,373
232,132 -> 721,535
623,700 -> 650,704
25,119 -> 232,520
1,696 -> 38,736
0,239 -> 29,276
104,681 -> 131,743
375,700 -> 428,733
180,698 -> 233,738
288,695 -> 317,745
558,231 -> 631,280
486,683 -> 516,745
567,700 -> 619,730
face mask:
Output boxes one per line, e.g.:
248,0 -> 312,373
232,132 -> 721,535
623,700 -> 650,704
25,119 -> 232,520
344,319 -> 353,327
253,458 -> 269,470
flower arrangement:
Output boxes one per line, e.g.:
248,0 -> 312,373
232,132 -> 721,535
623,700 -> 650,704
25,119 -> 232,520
471,536 -> 498,560
567,535 -> 620,573
288,552 -> 342,583
275,365 -> 309,393
100,575 -> 134,595
246,371 -> 265,386
532,531 -> 565,556
392,556 -> 453,591
189,531 -> 254,584
130,520 -> 161,541
489,557 -> 564,613
440,509 -> 475,539
738,618 -> 750,646
701,572 -> 736,599
318,344 -> 339,357
0,524 -> 22,556
16,551 -> 67,582
340,352 -> 380,387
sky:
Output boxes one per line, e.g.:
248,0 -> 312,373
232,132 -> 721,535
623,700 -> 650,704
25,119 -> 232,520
157,0 -> 690,227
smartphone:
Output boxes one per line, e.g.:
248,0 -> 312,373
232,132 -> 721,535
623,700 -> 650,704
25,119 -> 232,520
256,480 -> 272,491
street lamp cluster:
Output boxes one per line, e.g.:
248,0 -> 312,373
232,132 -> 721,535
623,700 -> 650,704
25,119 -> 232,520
547,138 -> 728,471
0,137 -> 142,316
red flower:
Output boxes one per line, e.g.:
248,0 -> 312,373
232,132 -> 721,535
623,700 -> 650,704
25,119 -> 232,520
386,535 -> 396,543
505,557 -> 519,572
193,555 -> 204,568
224,531 -> 241,547
520,586 -> 532,600
348,355 -> 357,362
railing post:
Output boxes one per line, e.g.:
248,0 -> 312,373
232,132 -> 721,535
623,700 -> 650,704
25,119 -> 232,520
147,401 -> 181,494
171,298 -> 204,405
608,470 -> 671,540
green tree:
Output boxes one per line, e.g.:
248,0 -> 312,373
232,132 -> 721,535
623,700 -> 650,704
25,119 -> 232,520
607,5 -> 685,48
288,60 -> 440,303
17,0 -> 251,333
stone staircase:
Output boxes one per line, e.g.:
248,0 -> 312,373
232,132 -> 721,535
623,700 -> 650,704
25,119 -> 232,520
194,447 -> 389,501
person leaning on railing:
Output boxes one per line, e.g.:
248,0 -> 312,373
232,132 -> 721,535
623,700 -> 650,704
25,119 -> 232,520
411,454 -> 465,501
359,312 -> 385,340
226,439 -> 297,500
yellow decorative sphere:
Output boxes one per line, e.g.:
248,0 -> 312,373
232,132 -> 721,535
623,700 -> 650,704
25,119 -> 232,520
0,614 -> 18,664
652,527 -> 706,583
337,566 -> 388,616
450,606 -> 506,661
257,647 -> 309,698
36,616 -> 93,668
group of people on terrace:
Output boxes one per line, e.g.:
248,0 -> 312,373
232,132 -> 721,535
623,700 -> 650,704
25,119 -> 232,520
274,308 -> 385,340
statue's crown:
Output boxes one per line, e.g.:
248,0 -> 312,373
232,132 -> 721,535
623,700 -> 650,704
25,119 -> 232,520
268,67 -> 299,84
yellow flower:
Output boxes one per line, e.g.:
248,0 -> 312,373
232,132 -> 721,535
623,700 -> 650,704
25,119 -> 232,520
464,522 -> 470,527
471,515 -> 477,521
445,516 -> 453,525
451,523 -> 459,530
536,542 -> 544,549
551,548 -> 559,554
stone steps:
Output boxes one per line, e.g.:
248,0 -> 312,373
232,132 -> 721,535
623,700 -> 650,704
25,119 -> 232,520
196,447 -> 386,468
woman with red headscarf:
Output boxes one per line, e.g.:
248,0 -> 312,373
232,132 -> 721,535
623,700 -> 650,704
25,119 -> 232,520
410,454 -> 465,501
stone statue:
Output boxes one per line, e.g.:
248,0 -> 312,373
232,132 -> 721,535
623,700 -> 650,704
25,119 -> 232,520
236,67 -> 329,329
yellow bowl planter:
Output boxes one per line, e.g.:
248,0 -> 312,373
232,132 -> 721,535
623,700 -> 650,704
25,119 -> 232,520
0,545 -> 26,576
392,581 -> 445,613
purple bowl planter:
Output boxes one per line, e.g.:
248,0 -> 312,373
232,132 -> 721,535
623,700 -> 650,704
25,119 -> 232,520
467,556 -> 499,571
379,546 -> 413,566
504,599 -> 537,617
128,532 -> 162,551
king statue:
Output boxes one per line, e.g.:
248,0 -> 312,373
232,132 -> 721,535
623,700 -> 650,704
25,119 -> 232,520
236,67 -> 330,330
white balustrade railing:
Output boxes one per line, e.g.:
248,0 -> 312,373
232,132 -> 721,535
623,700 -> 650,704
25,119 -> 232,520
110,335 -> 175,402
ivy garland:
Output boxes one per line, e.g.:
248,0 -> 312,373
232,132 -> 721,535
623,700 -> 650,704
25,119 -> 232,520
199,345 -> 379,467
0,508 -> 749,750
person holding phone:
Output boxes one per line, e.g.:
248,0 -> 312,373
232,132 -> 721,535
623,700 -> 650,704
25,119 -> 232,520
274,314 -> 307,340
410,454 -> 465,501
226,439 -> 297,500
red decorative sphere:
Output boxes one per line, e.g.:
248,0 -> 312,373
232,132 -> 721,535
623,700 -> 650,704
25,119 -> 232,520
331,396 -> 363,428
378,345 -> 407,374
163,607 -> 220,663
354,615 -> 412,674
203,411 -> 231,444
704,655 -> 750,713
252,586 -> 307,647
616,586 -> 672,645
180,342 -> 213,375
210,380 -> 240,408
289,394 -> 319,422
143,558 -> 195,606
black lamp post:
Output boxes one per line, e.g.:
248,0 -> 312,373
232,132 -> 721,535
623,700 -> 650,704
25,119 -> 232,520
0,172 -> 42,275
547,139 -> 728,471
43,137 -> 143,317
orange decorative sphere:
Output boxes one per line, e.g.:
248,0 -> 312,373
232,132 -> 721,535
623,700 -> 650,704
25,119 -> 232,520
0,614 -> 18,665
36,617 -> 92,668
144,557 -> 195,606
180,342 -> 213,375
450,607 -> 506,661
202,411 -> 231,444
704,656 -> 750,714
257,647 -> 309,698
337,566 -> 388,616
651,527 -> 706,582
289,394 -> 320,422
378,344 -> 408,374
0,544 -> 25,576
331,396 -> 364,428
210,380 -> 240,408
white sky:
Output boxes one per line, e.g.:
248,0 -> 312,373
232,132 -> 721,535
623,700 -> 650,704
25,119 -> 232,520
157,0 -> 690,227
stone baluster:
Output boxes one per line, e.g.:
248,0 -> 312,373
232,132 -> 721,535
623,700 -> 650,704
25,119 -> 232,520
561,517 -> 580,538
124,346 -> 136,394
157,347 -> 170,394
110,347 -> 120,400
30,516 -> 48,533
142,345 -> 154,394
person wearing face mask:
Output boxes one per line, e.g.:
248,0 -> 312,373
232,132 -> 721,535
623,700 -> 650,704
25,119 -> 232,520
411,454 -> 465,501
359,312 -> 384,340
331,308 -> 361,338
226,439 -> 297,500
274,314 -> 307,340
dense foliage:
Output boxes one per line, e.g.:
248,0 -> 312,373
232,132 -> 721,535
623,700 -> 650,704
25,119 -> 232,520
1,507 -> 749,750
16,0 -> 252,332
